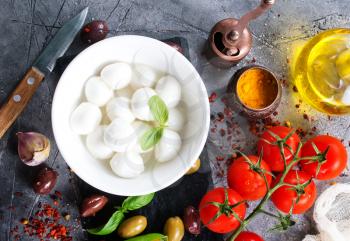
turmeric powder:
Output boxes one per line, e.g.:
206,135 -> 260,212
237,68 -> 278,109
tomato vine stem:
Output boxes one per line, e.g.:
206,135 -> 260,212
227,139 -> 303,241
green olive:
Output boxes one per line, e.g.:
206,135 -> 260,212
186,159 -> 201,175
117,215 -> 147,238
163,216 -> 184,241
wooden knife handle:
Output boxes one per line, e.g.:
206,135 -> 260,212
0,67 -> 45,138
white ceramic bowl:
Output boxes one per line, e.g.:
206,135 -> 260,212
52,35 -> 210,196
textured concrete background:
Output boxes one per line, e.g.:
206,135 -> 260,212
0,0 -> 350,240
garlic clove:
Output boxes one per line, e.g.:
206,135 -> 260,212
17,132 -> 51,166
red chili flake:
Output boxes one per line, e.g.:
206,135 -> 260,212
219,129 -> 226,137
293,85 -> 298,92
216,170 -> 225,178
14,191 -> 23,197
210,128 -> 216,133
8,205 -> 15,210
17,202 -> 72,241
216,156 -> 225,161
296,127 -> 306,138
209,92 -> 217,103
224,107 -> 233,117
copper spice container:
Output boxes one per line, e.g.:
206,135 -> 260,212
231,65 -> 282,119
207,0 -> 275,68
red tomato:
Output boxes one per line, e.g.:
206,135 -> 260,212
199,187 -> 246,233
235,231 -> 264,241
271,170 -> 317,214
227,155 -> 272,200
300,135 -> 347,180
257,126 -> 301,172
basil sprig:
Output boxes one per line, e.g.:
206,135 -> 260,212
140,95 -> 169,151
87,193 -> 155,235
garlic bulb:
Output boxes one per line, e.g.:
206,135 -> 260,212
17,132 -> 50,166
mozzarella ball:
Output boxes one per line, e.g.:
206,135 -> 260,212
131,121 -> 154,153
104,118 -> 136,152
110,152 -> 145,178
86,126 -> 114,160
155,75 -> 181,108
130,64 -> 159,88
106,97 -> 135,122
116,86 -> 134,99
101,62 -> 132,90
85,76 -> 113,106
167,108 -> 185,131
70,102 -> 102,135
131,87 -> 156,121
155,129 -> 181,162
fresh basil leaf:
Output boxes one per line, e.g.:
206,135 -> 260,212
124,233 -> 167,241
140,127 -> 163,151
148,95 -> 169,125
87,210 -> 124,235
122,193 -> 155,211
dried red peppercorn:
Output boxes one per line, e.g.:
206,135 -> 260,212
209,92 -> 217,103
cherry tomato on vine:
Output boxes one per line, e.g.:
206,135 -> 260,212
257,126 -> 301,172
235,231 -> 264,241
199,187 -> 246,234
227,155 -> 272,200
271,170 -> 317,214
300,135 -> 347,180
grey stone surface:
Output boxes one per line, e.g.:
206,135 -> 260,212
0,0 -> 350,240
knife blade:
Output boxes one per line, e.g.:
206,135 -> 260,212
0,7 -> 88,139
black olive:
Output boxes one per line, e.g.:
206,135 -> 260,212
33,167 -> 58,195
81,20 -> 109,44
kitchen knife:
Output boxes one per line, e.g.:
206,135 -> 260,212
0,7 -> 88,138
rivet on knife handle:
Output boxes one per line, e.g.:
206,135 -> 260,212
0,67 -> 45,139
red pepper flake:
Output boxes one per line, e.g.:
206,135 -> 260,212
17,202 -> 71,241
55,190 -> 62,199
216,156 -> 225,161
219,129 -> 226,137
14,191 -> 23,197
224,107 -> 233,117
209,92 -> 217,103
296,127 -> 306,138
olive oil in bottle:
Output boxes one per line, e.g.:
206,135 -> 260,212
293,28 -> 350,115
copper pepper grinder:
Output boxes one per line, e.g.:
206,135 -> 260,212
207,0 -> 275,68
